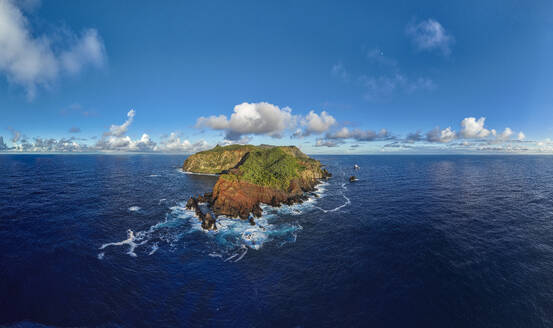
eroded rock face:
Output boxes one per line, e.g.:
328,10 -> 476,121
185,193 -> 217,230
210,176 -> 320,220
183,144 -> 331,229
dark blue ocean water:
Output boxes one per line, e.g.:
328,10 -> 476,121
2,155 -> 553,327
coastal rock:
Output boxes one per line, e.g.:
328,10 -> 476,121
183,144 -> 330,228
185,196 -> 217,230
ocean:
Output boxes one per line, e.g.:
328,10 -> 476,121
1,154 -> 553,327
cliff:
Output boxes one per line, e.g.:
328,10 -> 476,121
183,144 -> 331,229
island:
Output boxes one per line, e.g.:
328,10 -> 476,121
183,144 -> 331,230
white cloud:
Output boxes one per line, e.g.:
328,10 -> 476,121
220,135 -> 252,146
156,132 -> 210,153
0,0 -> 106,99
95,109 -> 158,152
106,109 -> 135,137
496,127 -> 513,141
460,117 -> 491,139
6,136 -> 88,152
302,110 -> 336,135
315,138 -> 343,147
60,29 -> 105,75
196,102 -> 295,140
517,131 -> 525,141
326,127 -> 392,141
406,18 -> 454,56
426,126 -> 456,143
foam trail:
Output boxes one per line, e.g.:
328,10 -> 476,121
209,252 -> 223,258
224,253 -> 239,262
234,247 -> 248,262
180,170 -> 218,177
100,230 -> 147,257
314,183 -> 351,213
148,242 -> 159,256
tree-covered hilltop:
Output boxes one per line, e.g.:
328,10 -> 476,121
183,144 -> 331,227
182,144 -> 323,190
182,144 -> 256,174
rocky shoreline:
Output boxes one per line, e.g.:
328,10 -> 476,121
183,145 -> 331,230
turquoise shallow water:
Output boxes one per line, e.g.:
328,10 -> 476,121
2,154 -> 553,327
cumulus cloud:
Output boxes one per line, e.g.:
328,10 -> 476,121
403,117 -> 526,149
495,127 -> 513,141
156,132 -> 210,153
326,127 -> 392,141
95,109 -> 158,152
426,126 -> 456,143
302,110 -> 336,135
196,102 -> 295,140
220,135 -> 253,146
94,110 -> 209,153
406,18 -> 454,56
0,0 -> 106,99
460,117 -> 491,139
5,136 -> 88,152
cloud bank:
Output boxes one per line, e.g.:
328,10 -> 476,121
197,102 -> 337,140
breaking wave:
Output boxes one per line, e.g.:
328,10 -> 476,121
313,183 -> 351,213
98,179 -> 346,261
180,169 -> 218,177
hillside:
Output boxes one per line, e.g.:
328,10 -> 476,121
183,144 -> 331,229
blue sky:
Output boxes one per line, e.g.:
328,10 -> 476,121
1,0 -> 553,153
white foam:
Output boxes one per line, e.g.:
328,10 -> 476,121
224,253 -> 239,262
234,246 -> 248,262
148,242 -> 159,255
128,206 -> 141,212
209,252 -> 223,258
102,192 -> 310,259
148,174 -> 160,177
180,169 -> 218,177
314,183 -> 351,213
97,252 -> 104,260
99,229 -> 147,257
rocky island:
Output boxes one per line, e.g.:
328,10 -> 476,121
183,144 -> 331,230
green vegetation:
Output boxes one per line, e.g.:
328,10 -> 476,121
182,144 -> 255,174
234,147 -> 303,190
185,144 -> 321,189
